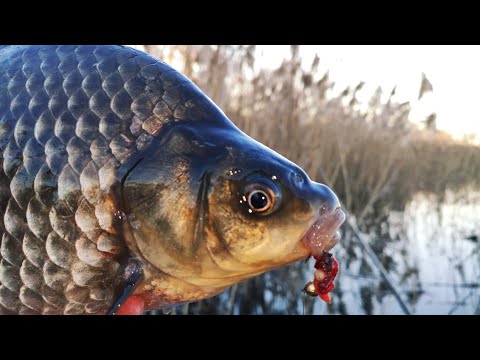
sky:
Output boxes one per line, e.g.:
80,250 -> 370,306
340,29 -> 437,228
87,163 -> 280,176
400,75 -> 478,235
255,45 -> 480,142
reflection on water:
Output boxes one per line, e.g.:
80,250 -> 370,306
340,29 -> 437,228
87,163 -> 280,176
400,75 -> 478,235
160,191 -> 480,315
399,192 -> 480,315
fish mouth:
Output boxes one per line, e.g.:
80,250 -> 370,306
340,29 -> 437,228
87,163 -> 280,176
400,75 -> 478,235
300,207 -> 346,257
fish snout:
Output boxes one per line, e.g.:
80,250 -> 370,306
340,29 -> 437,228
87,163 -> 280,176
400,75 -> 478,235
301,182 -> 346,256
311,182 -> 342,215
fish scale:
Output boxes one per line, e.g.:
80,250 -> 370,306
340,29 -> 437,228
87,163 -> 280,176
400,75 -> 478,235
0,45 -> 202,314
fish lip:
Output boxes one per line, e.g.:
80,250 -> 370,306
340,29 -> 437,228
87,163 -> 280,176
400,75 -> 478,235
300,208 -> 346,257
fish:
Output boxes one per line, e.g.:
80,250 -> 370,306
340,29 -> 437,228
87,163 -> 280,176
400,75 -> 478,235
0,45 -> 346,315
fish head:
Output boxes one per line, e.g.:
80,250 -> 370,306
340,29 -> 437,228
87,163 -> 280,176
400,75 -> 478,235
120,71 -> 345,306
123,117 -> 345,296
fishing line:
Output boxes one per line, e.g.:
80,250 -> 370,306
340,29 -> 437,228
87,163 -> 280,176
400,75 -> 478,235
302,291 -> 306,315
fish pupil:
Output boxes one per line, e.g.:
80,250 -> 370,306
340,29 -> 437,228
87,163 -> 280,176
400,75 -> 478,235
249,191 -> 269,210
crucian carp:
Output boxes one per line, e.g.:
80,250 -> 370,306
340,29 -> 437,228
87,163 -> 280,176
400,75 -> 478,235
0,45 -> 345,315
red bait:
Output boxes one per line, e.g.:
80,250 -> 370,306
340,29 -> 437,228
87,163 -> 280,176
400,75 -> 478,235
303,252 -> 339,303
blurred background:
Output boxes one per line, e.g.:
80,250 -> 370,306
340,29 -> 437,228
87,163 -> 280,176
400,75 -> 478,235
133,45 -> 480,315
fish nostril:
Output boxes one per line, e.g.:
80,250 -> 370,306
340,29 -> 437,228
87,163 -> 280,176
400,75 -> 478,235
311,182 -> 341,215
327,196 -> 341,214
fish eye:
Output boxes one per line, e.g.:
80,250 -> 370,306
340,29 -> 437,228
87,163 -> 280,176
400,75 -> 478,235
242,179 -> 281,216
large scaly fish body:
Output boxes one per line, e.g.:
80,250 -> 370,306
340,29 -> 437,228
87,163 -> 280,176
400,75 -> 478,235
0,45 -> 345,315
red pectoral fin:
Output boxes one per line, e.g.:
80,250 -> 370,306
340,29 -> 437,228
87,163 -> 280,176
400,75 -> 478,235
114,295 -> 145,315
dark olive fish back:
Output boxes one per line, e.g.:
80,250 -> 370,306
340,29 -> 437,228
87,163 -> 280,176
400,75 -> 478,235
0,45 -> 206,314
